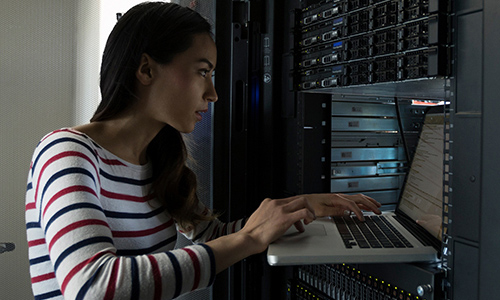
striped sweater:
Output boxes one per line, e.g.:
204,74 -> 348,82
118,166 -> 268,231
25,128 -> 244,300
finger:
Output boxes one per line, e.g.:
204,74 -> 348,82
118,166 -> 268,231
358,193 -> 382,209
336,194 -> 365,221
357,203 -> 382,215
293,220 -> 305,232
290,207 -> 316,226
347,193 -> 382,214
282,196 -> 317,219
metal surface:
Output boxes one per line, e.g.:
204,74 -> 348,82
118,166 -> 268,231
331,175 -> 401,193
305,77 -> 450,100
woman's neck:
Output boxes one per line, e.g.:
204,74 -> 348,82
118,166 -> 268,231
73,115 -> 163,165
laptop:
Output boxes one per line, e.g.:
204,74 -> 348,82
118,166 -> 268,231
267,106 -> 444,266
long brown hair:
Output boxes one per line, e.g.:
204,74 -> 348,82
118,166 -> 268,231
92,2 -> 216,229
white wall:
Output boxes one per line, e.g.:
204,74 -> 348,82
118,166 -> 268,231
0,1 -> 173,299
0,1 -> 77,298
74,0 -> 101,126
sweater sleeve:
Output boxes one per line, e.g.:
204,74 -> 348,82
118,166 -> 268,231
26,130 -> 215,300
177,202 -> 246,243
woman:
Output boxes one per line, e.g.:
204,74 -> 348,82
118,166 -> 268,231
25,2 -> 381,299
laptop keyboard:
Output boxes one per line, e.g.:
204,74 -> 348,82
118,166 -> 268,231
333,215 -> 414,249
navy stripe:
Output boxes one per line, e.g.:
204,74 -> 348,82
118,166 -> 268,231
116,235 -> 177,256
32,136 -> 97,176
44,202 -> 103,234
54,236 -> 113,271
27,221 -> 40,229
130,257 -> 140,300
76,275 -> 94,300
41,167 -> 96,201
34,289 -> 62,300
193,221 -> 213,241
104,206 -> 165,219
199,244 -> 216,286
30,255 -> 51,266
166,252 -> 182,298
27,182 -> 33,191
76,258 -> 110,300
39,167 -> 97,222
100,169 -> 152,185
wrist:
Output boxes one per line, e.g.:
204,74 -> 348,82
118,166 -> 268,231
235,229 -> 267,255
205,230 -> 264,274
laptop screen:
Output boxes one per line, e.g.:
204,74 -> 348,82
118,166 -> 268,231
397,109 -> 444,241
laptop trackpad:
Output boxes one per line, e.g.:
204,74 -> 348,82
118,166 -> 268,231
282,224 -> 327,238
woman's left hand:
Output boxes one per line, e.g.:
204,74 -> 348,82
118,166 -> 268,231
302,193 -> 382,221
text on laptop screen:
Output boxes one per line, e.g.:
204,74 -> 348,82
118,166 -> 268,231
398,112 -> 444,241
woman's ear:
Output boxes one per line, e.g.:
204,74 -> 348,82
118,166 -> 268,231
136,53 -> 155,85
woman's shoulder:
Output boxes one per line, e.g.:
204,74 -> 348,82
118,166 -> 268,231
33,128 -> 100,160
38,128 -> 97,149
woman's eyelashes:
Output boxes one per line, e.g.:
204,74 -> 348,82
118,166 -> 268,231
199,69 -> 215,78
200,69 -> 209,77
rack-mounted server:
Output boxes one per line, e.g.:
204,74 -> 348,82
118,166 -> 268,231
295,0 -> 451,90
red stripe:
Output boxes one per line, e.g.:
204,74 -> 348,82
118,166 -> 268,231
61,250 -> 115,294
25,202 -> 36,210
100,157 -> 126,166
48,219 -> 109,251
112,219 -> 173,238
28,238 -> 46,247
147,255 -> 162,300
103,259 -> 121,300
43,185 -> 98,218
40,128 -> 76,142
101,189 -> 154,203
35,151 -> 98,202
183,248 -> 201,290
31,272 -> 55,284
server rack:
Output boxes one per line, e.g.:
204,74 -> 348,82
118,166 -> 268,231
277,1 -> 449,300
210,0 -> 500,299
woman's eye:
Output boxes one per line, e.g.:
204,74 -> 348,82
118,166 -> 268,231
200,69 -> 209,77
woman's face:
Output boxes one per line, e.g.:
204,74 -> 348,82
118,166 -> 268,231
143,33 -> 218,133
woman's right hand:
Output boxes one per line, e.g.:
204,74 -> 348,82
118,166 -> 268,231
239,196 -> 317,254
